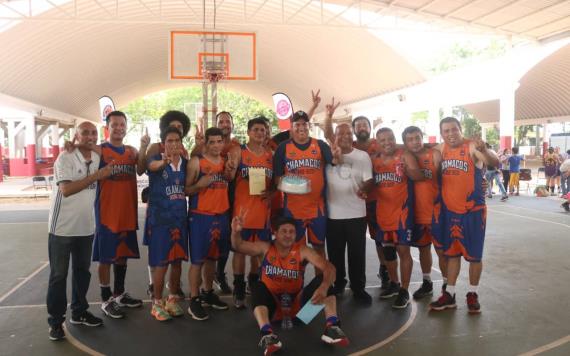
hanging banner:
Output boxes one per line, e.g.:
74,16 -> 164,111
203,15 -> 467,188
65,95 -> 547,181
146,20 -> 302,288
272,92 -> 293,131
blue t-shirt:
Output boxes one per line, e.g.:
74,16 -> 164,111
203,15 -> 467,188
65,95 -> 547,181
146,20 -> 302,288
508,155 -> 523,173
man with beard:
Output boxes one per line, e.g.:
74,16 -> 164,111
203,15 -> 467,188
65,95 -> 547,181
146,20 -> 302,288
430,117 -> 498,314
273,111 -> 340,265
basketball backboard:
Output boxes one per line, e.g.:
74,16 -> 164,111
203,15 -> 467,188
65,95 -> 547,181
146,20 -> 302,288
170,31 -> 257,81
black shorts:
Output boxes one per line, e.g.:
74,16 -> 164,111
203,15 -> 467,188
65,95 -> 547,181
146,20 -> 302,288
251,275 -> 333,320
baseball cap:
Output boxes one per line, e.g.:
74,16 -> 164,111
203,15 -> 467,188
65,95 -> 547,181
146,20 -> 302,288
291,111 -> 309,122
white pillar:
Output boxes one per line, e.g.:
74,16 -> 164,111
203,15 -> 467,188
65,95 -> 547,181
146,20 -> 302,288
499,87 -> 516,150
426,107 -> 440,143
7,120 -> 15,157
51,121 -> 60,158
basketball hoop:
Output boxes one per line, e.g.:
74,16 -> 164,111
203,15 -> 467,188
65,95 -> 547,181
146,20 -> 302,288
204,71 -> 225,83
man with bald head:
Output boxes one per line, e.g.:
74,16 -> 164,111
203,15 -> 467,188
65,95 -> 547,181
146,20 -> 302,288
46,121 -> 113,341
325,123 -> 373,304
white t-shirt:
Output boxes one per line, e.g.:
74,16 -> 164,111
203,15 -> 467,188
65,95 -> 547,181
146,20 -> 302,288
48,149 -> 100,237
326,148 -> 373,219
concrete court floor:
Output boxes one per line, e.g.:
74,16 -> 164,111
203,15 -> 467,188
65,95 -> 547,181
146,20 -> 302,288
0,196 -> 569,356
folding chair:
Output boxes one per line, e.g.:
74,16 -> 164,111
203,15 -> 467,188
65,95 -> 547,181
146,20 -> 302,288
32,176 -> 48,198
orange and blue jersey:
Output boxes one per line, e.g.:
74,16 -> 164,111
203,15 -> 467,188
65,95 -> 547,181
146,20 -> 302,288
189,156 -> 229,215
96,143 -> 138,232
441,140 -> 486,262
373,149 -> 414,245
222,138 -> 242,157
414,149 -> 440,224
354,139 -> 380,203
412,149 -> 443,248
440,140 -> 485,214
273,138 -> 333,220
93,142 -> 139,263
233,144 -> 273,230
144,155 -> 188,267
260,242 -> 305,319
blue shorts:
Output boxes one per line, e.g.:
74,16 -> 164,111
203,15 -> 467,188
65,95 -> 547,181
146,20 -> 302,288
283,208 -> 326,247
241,228 -> 272,242
375,227 -> 414,247
442,206 -> 486,262
92,225 -> 140,264
189,212 -> 230,265
412,221 -> 443,249
146,224 -> 189,268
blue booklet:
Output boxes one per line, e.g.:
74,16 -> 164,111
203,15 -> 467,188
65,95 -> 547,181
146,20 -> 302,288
296,301 -> 325,325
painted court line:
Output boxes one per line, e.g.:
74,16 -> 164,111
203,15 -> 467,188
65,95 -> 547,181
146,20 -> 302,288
0,221 -> 46,225
0,261 -> 49,304
64,324 -> 106,356
518,334 -> 570,356
488,209 -> 570,229
349,300 -> 418,356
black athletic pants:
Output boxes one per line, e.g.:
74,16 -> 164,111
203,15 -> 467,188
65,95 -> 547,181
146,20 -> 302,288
325,217 -> 367,292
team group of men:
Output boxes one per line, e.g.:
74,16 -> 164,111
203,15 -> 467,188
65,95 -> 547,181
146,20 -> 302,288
45,92 -> 498,355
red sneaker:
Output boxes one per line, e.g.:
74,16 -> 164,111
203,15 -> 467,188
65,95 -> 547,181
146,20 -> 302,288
429,291 -> 457,311
466,292 -> 481,314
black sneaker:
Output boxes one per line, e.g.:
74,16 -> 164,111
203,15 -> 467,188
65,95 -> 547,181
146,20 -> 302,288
379,282 -> 400,299
500,195 -> 508,202
101,298 -> 125,319
412,279 -> 433,300
259,334 -> 282,356
70,311 -> 103,327
429,291 -> 457,311
201,289 -> 229,310
392,288 -> 410,309
321,325 -> 349,346
188,297 -> 209,321
233,280 -> 246,309
562,202 -> 570,212
49,324 -> 65,341
352,290 -> 372,305
214,274 -> 233,295
115,292 -> 142,308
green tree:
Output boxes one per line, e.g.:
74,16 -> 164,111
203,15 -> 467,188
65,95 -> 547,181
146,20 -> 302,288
120,87 -> 278,147
429,39 -> 507,75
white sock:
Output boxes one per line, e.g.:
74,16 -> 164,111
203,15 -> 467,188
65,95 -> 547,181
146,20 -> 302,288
469,285 -> 478,294
446,285 -> 456,296
148,266 -> 153,284
423,273 -> 431,281
442,277 -> 448,284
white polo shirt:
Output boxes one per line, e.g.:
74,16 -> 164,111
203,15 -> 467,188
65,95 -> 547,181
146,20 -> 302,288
48,149 -> 100,237
326,148 -> 373,219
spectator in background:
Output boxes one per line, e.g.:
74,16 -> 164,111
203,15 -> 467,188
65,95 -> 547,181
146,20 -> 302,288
508,147 -> 525,196
499,148 -> 511,191
544,147 -> 560,196
485,144 -> 508,202
560,150 -> 570,198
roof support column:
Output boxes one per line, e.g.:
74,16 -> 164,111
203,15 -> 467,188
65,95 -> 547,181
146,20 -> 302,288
51,122 -> 60,159
0,124 -> 4,182
499,87 -> 515,150
25,117 -> 37,176
426,107 -> 440,143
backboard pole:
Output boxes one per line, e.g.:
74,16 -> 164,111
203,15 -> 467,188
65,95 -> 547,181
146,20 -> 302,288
211,81 -> 218,128
202,81 -> 209,130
